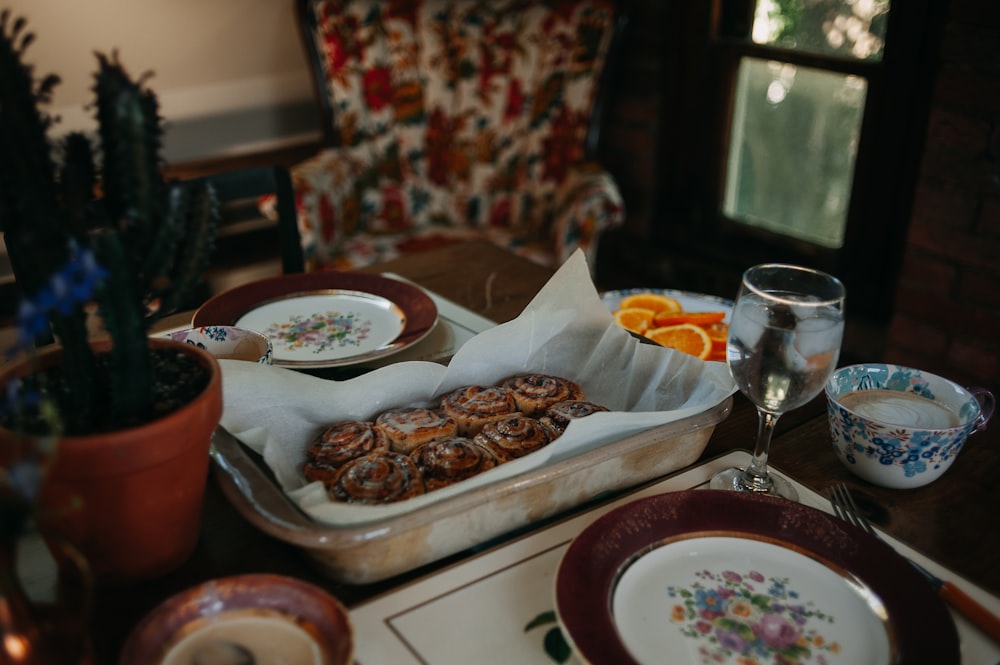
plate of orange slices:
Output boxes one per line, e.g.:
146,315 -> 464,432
601,288 -> 733,362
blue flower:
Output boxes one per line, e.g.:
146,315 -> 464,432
1,378 -> 40,417
64,245 -> 108,300
8,244 -> 108,356
5,458 -> 44,504
695,588 -> 728,616
14,299 -> 50,350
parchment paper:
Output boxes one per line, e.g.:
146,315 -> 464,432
218,250 -> 737,524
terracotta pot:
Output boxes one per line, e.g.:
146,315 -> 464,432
0,337 -> 222,586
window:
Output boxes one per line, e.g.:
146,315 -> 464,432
654,0 -> 946,322
725,1 -> 888,250
724,58 -> 866,249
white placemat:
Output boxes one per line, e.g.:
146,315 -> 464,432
349,451 -> 1000,665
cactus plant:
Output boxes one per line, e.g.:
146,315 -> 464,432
0,10 -> 219,435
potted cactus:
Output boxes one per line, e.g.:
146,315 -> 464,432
0,10 -> 222,586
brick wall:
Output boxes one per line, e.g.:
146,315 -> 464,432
598,2 -> 667,241
884,0 -> 1000,391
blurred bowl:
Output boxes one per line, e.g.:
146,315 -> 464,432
825,363 -> 994,489
120,574 -> 353,665
167,325 -> 272,364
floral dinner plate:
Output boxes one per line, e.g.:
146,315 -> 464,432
554,489 -> 958,665
193,272 -> 437,369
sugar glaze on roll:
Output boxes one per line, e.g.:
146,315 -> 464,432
376,406 -> 458,453
411,437 -> 499,491
501,373 -> 585,417
541,400 -> 610,436
439,385 -> 519,437
303,420 -> 390,484
308,375 -> 610,503
474,414 -> 552,463
326,453 -> 425,504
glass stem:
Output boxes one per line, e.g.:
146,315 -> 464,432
743,408 -> 780,492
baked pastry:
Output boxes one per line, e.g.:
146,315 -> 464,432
375,406 -> 458,454
305,420 -> 390,468
501,373 -> 585,417
302,460 -> 341,484
474,414 -> 552,463
410,436 -> 499,491
326,453 -> 425,504
541,400 -> 610,436
439,385 -> 518,437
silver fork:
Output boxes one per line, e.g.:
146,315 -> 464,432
828,482 -> 1000,644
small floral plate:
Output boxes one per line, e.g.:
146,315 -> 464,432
555,489 -> 957,665
193,272 -> 438,369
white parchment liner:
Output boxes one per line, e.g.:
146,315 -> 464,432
218,250 -> 737,525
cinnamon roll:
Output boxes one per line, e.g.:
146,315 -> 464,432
474,414 -> 552,463
375,406 -> 458,454
326,453 -> 425,504
540,400 -> 610,436
411,436 -> 499,491
302,460 -> 340,484
305,420 -> 390,468
438,385 -> 518,437
501,373 -> 585,417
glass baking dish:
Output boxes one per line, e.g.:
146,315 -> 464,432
210,395 -> 732,584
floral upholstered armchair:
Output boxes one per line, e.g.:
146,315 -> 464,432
271,0 -> 627,271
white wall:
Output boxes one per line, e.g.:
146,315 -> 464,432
5,0 -> 320,161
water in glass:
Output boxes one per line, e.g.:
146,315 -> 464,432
728,292 -> 844,413
710,264 -> 845,500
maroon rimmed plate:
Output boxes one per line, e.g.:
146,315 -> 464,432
193,272 -> 437,369
554,489 -> 958,665
120,573 -> 353,665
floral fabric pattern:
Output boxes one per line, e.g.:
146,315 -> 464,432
276,0 -> 625,270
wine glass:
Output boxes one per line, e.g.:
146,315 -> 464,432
709,264 -> 846,501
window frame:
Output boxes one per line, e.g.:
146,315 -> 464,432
654,0 -> 948,322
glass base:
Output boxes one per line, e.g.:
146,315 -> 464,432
708,466 -> 799,502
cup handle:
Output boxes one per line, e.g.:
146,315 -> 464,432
967,386 -> 995,434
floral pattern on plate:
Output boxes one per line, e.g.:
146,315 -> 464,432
667,568 -> 839,664
194,273 -> 438,369
233,291 -> 412,367
263,310 -> 373,355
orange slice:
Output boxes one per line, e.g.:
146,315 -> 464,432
703,321 -> 729,354
613,307 -> 655,335
644,323 -> 712,360
620,293 -> 682,316
652,311 -> 727,327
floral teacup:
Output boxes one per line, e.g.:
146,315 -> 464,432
825,363 -> 993,489
167,326 -> 272,365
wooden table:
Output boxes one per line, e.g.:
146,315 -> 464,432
60,241 -> 1000,662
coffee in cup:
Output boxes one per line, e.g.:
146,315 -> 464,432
836,389 -> 960,429
825,363 -> 994,489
